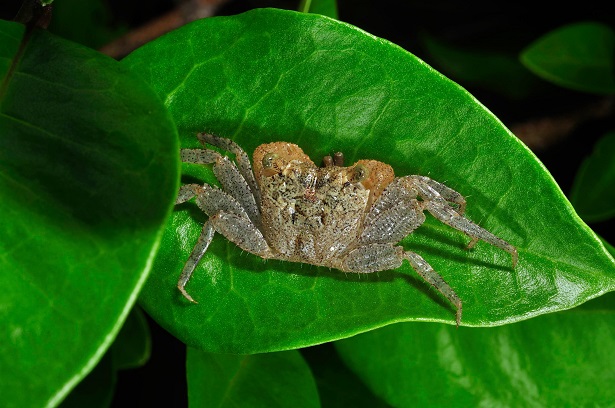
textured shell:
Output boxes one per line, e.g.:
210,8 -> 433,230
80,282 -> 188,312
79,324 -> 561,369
252,142 -> 395,267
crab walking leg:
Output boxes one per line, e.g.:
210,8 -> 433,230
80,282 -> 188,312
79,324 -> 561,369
341,244 -> 462,326
360,200 -> 425,244
178,210 -> 273,302
181,148 -> 260,226
425,200 -> 518,267
404,251 -> 463,327
198,133 -> 261,205
410,175 -> 467,214
178,221 -> 215,303
176,184 -> 200,204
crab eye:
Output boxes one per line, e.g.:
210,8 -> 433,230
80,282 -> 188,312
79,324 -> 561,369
352,164 -> 370,182
262,153 -> 279,169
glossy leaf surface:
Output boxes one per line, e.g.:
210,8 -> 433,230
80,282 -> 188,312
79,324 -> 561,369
520,22 -> 615,94
186,348 -> 320,408
336,292 -> 615,407
570,132 -> 615,222
0,21 -> 178,407
122,9 -> 615,353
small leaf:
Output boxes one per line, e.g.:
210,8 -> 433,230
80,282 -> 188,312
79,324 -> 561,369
520,22 -> 615,94
0,21 -> 178,407
299,0 -> 338,19
122,9 -> 615,354
335,292 -> 615,407
570,132 -> 615,222
111,307 -> 151,371
186,348 -> 320,408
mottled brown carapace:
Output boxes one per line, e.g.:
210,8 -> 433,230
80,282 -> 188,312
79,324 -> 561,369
176,134 -> 518,326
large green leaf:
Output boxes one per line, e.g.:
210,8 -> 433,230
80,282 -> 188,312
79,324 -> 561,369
122,9 -> 615,353
186,348 -> 320,407
570,132 -> 615,222
0,21 -> 178,407
520,22 -> 615,94
335,292 -> 615,407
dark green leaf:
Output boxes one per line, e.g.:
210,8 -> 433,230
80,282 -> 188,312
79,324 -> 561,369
0,21 -> 178,407
299,0 -> 338,19
111,307 -> 151,370
186,348 -> 320,408
421,33 -> 542,100
48,0 -> 126,49
336,292 -> 615,407
122,9 -> 615,354
570,132 -> 615,222
302,344 -> 390,408
520,22 -> 615,94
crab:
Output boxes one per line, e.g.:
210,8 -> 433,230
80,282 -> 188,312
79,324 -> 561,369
176,133 -> 518,326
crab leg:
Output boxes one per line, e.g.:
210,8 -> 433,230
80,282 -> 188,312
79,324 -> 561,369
197,133 -> 262,205
177,209 -> 274,302
341,243 -> 462,326
404,251 -> 463,327
181,148 -> 260,226
178,221 -> 215,303
424,200 -> 518,267
412,175 -> 467,214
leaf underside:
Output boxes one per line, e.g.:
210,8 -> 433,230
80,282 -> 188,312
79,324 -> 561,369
122,9 -> 615,353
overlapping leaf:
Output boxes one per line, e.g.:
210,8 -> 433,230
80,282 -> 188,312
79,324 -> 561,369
335,292 -> 615,407
570,132 -> 615,222
0,21 -> 178,407
122,9 -> 615,353
520,22 -> 615,94
187,349 -> 320,407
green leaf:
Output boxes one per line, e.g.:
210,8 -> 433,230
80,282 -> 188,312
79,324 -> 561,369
302,345 -> 390,407
335,292 -> 615,407
520,22 -> 615,94
122,9 -> 615,353
0,21 -> 178,408
111,307 -> 151,370
570,131 -> 615,222
299,0 -> 338,19
186,348 -> 320,408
